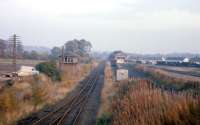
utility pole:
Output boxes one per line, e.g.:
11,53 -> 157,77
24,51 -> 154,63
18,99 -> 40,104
13,34 -> 17,72
9,34 -> 21,72
59,46 -> 64,71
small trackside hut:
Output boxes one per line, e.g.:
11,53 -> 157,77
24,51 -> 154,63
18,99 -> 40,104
116,68 -> 129,81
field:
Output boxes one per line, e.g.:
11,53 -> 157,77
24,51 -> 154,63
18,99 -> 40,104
0,58 -> 44,73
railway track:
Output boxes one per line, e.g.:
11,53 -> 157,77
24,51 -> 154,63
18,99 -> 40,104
149,65 -> 200,78
18,63 -> 104,125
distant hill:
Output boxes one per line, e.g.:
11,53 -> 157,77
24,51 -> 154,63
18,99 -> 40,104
24,45 -> 51,53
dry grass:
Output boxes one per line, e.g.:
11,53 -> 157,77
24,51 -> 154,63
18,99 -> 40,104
135,65 -> 200,93
0,63 -> 92,125
111,80 -> 200,125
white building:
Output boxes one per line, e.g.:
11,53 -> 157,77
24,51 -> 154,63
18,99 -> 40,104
17,66 -> 39,77
183,58 -> 190,63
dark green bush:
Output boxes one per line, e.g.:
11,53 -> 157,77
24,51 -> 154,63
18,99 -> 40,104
96,113 -> 112,125
35,61 -> 61,81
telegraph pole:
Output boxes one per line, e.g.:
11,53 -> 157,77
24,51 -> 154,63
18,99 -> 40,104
9,34 -> 20,72
13,34 -> 17,72
59,46 -> 64,71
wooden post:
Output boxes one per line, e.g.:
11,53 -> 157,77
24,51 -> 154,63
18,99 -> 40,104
59,46 -> 64,71
13,34 -> 17,72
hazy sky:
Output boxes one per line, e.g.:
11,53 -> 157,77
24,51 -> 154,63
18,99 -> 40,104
0,0 -> 200,53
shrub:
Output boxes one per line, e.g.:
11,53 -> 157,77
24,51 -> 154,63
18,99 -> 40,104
96,113 -> 112,125
35,61 -> 61,81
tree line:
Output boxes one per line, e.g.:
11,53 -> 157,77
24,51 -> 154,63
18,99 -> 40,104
50,39 -> 92,63
0,39 -> 49,60
0,38 -> 92,61
0,39 -> 24,58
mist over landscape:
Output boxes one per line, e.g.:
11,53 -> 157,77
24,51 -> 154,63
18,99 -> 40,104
0,0 -> 200,53
0,1 -> 200,125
